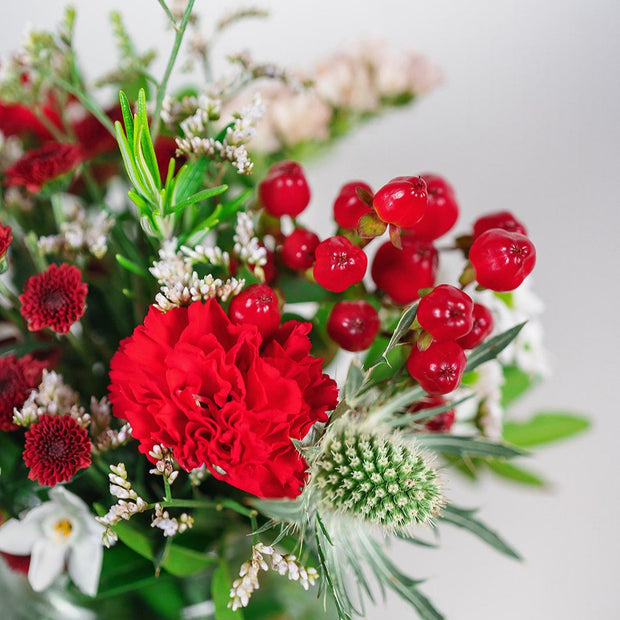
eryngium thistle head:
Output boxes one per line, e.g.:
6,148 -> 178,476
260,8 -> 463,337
312,427 -> 443,530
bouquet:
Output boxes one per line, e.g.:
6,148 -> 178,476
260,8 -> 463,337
0,3 -> 589,619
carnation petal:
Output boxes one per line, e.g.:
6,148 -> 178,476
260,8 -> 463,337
28,538 -> 66,592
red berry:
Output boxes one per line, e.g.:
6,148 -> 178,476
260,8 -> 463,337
228,284 -> 280,338
469,229 -> 536,292
371,237 -> 437,305
473,210 -> 528,239
407,341 -> 466,395
327,301 -> 380,352
281,229 -> 320,271
333,181 -> 373,229
408,394 -> 455,432
313,235 -> 367,293
258,161 -> 311,218
457,303 -> 494,349
417,284 -> 474,342
373,176 -> 427,228
405,173 -> 459,240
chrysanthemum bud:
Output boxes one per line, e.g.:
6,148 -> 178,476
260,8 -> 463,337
312,426 -> 443,530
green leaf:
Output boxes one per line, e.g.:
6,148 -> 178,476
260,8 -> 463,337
170,185 -> 228,213
485,459 -> 546,487
465,322 -> 526,372
501,364 -> 535,407
278,274 -> 330,303
357,212 -> 387,239
381,303 -> 418,365
172,157 -> 211,204
439,504 -> 521,560
360,538 -> 444,620
502,412 -> 590,448
110,520 -> 218,577
415,434 -> 525,459
115,254 -> 147,277
115,121 -> 149,198
118,91 -> 135,145
212,561 -> 244,620
344,360 -> 364,401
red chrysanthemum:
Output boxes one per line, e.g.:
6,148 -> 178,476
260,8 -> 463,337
4,143 -> 82,193
109,299 -> 339,499
20,263 -> 88,334
23,414 -> 92,486
0,223 -> 12,260
0,354 -> 47,431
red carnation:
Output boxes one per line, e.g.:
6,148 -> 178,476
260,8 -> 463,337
23,414 -> 92,486
0,354 -> 47,431
20,263 -> 88,334
73,106 -> 124,159
4,143 -> 82,193
0,102 -> 61,141
109,299 -> 339,499
0,223 -> 12,260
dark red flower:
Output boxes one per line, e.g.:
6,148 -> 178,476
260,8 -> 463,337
1,552 -> 31,575
0,223 -> 12,260
73,106 -> 124,159
154,136 -> 185,181
109,299 -> 339,499
0,102 -> 61,141
20,263 -> 88,334
23,414 -> 92,486
0,354 -> 47,432
4,143 -> 82,193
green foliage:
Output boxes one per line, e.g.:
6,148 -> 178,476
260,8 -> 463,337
415,434 -> 525,459
485,460 -> 546,487
115,89 -> 227,239
212,561 -> 244,620
503,412 -> 590,447
501,364 -> 536,407
439,505 -> 521,560
465,322 -> 526,372
313,426 -> 444,530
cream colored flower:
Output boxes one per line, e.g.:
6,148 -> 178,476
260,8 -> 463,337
0,487 -> 104,595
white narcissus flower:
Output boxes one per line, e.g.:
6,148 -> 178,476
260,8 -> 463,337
0,487 -> 104,595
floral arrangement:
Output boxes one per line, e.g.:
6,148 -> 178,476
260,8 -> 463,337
0,3 -> 589,619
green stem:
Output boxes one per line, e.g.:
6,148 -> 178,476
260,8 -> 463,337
32,106 -> 66,141
50,76 -> 115,136
157,0 -> 179,28
163,477 -> 172,502
151,0 -> 196,141
65,330 -> 95,367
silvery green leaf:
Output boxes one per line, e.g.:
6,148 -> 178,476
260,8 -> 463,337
439,504 -> 521,560
414,434 -> 525,458
344,360 -> 364,402
381,303 -> 418,365
465,322 -> 526,372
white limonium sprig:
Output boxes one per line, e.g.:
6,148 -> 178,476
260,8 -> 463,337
0,487 -> 104,595
175,93 -> 265,174
96,463 -> 148,546
151,238 -> 244,311
13,369 -> 89,428
233,211 -> 267,267
38,200 -> 114,259
151,504 -> 194,537
148,444 -> 179,486
228,543 -> 318,611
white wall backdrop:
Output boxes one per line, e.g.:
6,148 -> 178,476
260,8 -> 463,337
2,1 -> 619,618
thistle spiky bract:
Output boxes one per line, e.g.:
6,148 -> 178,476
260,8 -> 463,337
312,425 -> 444,531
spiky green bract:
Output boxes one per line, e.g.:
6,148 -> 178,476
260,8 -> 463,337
312,426 -> 444,531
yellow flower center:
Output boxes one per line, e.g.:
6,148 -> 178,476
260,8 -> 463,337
53,518 -> 73,539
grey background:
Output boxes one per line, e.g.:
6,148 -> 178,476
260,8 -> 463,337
2,0 -> 619,618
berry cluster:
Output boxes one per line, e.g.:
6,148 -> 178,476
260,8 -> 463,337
254,161 -> 536,429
